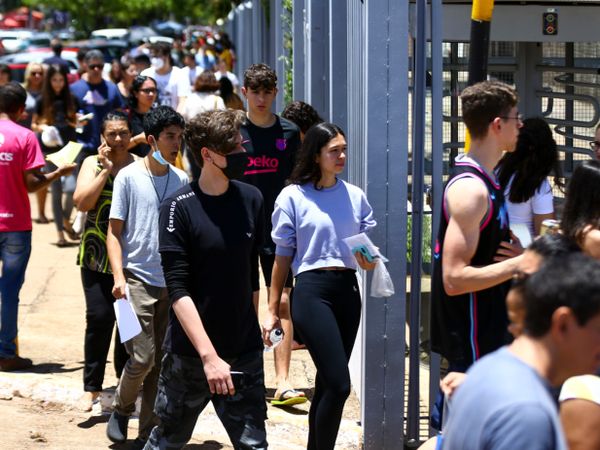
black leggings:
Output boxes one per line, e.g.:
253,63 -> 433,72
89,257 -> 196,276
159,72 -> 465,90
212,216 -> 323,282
292,269 -> 361,450
81,268 -> 128,392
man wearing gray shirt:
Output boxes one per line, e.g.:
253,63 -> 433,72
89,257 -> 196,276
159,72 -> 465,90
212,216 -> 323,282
106,106 -> 188,448
442,253 -> 600,450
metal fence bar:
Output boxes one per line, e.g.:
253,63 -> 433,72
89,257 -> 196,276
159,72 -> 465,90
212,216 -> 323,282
305,0 -> 329,118
273,0 -> 286,112
329,0 -> 348,130
407,0 -> 427,444
428,0 -> 444,438
292,0 -> 305,100
360,1 -> 409,448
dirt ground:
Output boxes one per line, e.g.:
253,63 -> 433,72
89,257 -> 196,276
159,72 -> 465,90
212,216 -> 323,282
0,195 -> 362,449
0,396 -> 233,450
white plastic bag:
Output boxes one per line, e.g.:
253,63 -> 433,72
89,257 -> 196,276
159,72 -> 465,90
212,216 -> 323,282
72,210 -> 87,235
41,125 -> 64,148
370,259 -> 395,297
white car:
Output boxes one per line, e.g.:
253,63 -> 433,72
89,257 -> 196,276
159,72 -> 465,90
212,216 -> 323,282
90,28 -> 129,41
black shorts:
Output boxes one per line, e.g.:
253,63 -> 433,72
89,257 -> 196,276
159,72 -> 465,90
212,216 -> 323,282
259,251 -> 294,288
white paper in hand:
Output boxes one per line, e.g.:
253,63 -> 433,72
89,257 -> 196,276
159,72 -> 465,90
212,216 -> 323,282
113,285 -> 142,343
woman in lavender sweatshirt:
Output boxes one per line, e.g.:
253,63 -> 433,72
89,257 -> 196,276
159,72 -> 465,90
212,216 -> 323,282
263,122 -> 377,450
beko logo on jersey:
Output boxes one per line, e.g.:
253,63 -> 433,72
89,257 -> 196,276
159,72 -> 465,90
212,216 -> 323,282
244,156 -> 279,175
248,155 -> 279,169
0,152 -> 14,161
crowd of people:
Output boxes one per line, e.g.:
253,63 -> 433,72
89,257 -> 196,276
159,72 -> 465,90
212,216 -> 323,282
0,34 -> 599,450
0,36 -> 372,448
424,81 -> 600,450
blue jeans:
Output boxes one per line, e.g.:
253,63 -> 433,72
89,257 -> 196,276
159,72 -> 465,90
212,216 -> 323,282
0,231 -> 32,358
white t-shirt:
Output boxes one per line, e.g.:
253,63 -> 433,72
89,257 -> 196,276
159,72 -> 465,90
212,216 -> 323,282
182,92 -> 225,121
215,71 -> 240,89
181,66 -> 198,87
141,66 -> 191,109
505,175 -> 554,237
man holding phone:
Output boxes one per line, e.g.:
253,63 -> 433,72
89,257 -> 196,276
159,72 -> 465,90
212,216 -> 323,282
145,109 -> 267,449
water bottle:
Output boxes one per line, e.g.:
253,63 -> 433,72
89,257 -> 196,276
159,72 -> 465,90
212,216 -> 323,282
265,328 -> 284,352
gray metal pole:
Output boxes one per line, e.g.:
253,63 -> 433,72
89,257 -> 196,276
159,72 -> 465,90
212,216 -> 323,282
407,0 -> 427,445
274,0 -> 285,112
305,0 -> 329,118
329,0 -> 348,130
292,0 -> 305,101
428,0 -> 443,437
361,1 -> 409,448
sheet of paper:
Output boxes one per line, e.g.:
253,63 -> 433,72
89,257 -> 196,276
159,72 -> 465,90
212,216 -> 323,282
342,233 -> 388,262
113,285 -> 142,343
510,223 -> 532,248
45,141 -> 83,166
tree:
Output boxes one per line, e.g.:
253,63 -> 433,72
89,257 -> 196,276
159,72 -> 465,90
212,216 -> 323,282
24,0 -> 240,32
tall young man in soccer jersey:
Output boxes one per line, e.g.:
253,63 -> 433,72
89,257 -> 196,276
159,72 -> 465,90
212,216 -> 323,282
240,63 -> 305,405
430,81 -> 525,428
147,109 -> 267,449
0,82 -> 76,372
106,106 -> 189,447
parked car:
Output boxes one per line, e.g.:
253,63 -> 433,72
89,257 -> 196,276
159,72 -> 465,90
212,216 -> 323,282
0,30 -> 51,54
90,28 -> 129,41
67,39 -> 129,63
0,49 -> 79,82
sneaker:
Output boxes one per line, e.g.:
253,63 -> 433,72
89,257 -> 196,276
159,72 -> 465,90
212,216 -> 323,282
107,411 -> 129,443
0,356 -> 33,372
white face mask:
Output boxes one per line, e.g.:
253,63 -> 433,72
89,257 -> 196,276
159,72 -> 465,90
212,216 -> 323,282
151,144 -> 169,166
151,57 -> 165,71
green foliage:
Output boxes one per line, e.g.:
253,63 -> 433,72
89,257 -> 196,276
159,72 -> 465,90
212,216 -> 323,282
280,0 -> 293,105
406,213 -> 432,264
26,0 -> 238,32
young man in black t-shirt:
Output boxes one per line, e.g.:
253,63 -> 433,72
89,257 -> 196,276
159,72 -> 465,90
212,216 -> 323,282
240,64 -> 306,406
147,110 -> 267,449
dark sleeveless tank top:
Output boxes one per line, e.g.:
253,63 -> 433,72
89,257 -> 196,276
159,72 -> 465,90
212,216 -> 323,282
431,159 -> 512,366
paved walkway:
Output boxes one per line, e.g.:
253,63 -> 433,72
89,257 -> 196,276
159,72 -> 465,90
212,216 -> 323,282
0,196 -> 362,449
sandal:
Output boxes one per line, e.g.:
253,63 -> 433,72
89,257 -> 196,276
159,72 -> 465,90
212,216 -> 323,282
56,239 -> 68,247
270,389 -> 308,406
64,227 -> 80,241
35,217 -> 50,224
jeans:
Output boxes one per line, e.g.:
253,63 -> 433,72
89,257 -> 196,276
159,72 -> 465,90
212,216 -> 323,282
113,273 -> 169,441
48,161 -> 75,232
145,351 -> 267,450
0,231 -> 32,358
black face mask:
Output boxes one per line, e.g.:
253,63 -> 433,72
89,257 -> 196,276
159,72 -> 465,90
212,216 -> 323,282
214,152 -> 248,180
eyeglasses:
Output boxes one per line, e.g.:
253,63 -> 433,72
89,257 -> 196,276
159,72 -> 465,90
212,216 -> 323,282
499,113 -> 524,123
30,72 -> 43,76
589,141 -> 600,149
104,131 -> 131,139
88,64 -> 103,70
139,88 -> 157,94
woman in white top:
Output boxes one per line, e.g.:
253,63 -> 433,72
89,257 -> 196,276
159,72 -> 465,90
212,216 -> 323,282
264,122 -> 377,450
182,70 -> 225,122
497,117 -> 563,240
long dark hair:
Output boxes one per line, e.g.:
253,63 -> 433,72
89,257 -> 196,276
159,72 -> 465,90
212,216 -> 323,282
39,64 -> 75,125
561,160 -> 600,245
128,75 -> 156,110
497,117 -> 564,203
288,122 -> 345,188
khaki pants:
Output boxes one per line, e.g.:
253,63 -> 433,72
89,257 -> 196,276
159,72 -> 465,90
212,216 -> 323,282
113,274 -> 169,440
